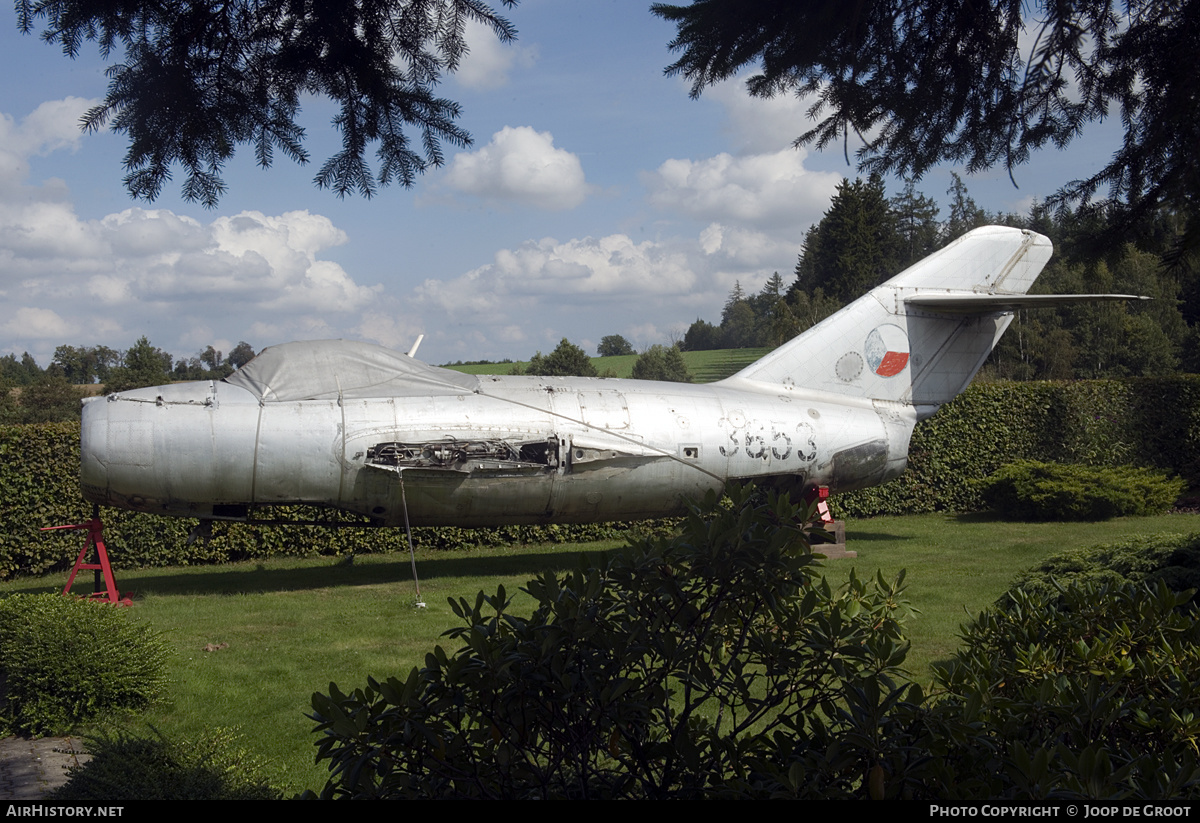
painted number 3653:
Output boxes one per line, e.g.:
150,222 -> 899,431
719,422 -> 816,462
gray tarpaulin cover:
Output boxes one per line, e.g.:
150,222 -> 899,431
224,340 -> 480,402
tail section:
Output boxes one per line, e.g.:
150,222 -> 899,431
727,226 -> 1055,411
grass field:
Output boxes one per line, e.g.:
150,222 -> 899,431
443,347 -> 772,382
2,510 -> 1195,794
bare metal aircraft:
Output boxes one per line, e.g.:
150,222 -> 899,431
79,226 -> 1138,528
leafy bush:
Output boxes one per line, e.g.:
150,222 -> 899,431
0,594 -> 171,735
630,344 -> 692,382
777,579 -> 1200,800
980,460 -> 1184,520
304,485 -> 1200,800
48,728 -> 281,801
924,580 -> 1200,799
1009,531 -> 1200,606
307,485 -> 914,799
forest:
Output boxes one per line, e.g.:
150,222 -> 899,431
682,174 -> 1195,383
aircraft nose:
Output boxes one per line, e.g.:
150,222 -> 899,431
80,395 -> 109,504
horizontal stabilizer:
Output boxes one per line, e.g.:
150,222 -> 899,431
906,293 -> 1149,313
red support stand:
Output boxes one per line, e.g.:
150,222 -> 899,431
813,485 -> 835,525
804,485 -> 855,559
40,508 -> 131,606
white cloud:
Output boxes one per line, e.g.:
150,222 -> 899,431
443,126 -> 588,210
454,19 -> 538,91
707,79 -> 815,155
101,208 -> 208,258
0,97 -> 95,187
627,322 -> 663,350
409,221 -> 804,362
641,77 -> 845,255
496,325 -> 526,343
696,222 -> 799,268
356,304 -> 425,351
416,233 -> 696,316
0,100 -> 385,361
644,149 -> 841,229
0,307 -> 73,339
42,208 -> 377,314
178,325 -> 229,352
0,198 -> 108,263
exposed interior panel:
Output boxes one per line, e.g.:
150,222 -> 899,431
366,438 -> 560,472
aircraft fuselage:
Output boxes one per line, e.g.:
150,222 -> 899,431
80,372 -> 914,526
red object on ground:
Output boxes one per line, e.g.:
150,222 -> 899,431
40,513 -> 130,606
809,485 -> 834,524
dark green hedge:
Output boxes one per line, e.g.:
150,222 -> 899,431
835,377 -> 1200,518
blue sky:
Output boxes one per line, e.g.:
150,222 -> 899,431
0,2 -> 1123,368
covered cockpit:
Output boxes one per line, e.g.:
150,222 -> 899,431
224,339 -> 480,402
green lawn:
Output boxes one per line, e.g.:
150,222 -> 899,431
2,510 -> 1195,793
839,512 -> 1200,676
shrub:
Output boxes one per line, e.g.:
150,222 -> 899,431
0,594 -> 171,735
925,580 -> 1200,799
785,579 -> 1200,800
307,485 -> 915,799
1008,531 -> 1200,607
303,486 -> 1200,800
835,376 -> 1200,518
980,460 -> 1184,521
630,344 -> 692,382
48,728 -> 281,801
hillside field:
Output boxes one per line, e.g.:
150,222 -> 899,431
444,347 -> 772,382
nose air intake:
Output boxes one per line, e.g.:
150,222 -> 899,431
80,396 -> 109,506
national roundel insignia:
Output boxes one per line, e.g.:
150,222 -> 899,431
864,324 -> 909,377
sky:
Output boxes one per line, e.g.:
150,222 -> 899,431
0,1 -> 1125,369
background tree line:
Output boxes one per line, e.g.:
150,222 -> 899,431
507,337 -> 693,383
3,329 -> 701,428
681,173 -> 1197,382
0,338 -> 256,424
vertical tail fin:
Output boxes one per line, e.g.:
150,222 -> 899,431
726,226 -> 1054,411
